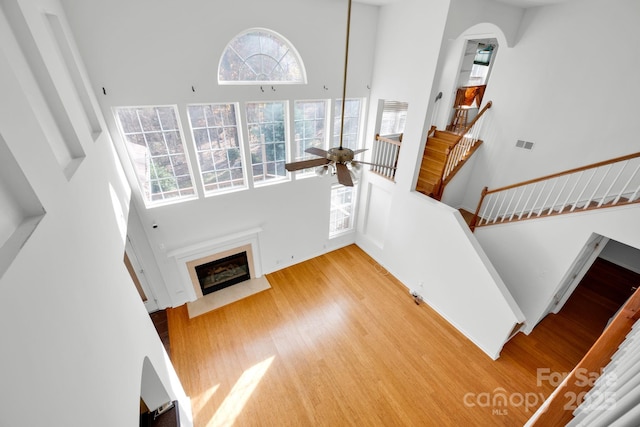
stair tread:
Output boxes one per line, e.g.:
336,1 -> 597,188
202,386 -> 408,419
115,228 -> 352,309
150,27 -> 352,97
418,172 -> 440,182
428,137 -> 457,148
422,163 -> 444,175
424,151 -> 447,162
424,144 -> 449,154
434,131 -> 460,142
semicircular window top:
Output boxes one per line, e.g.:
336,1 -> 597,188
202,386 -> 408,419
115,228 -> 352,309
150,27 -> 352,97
218,28 -> 306,85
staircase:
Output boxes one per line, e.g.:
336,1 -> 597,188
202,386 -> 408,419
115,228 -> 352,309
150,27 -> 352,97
416,129 -> 461,198
416,101 -> 492,200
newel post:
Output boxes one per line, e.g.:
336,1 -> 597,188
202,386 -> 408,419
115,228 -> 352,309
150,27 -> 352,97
469,186 -> 488,232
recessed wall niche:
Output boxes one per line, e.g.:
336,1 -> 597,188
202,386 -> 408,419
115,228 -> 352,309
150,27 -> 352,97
0,133 -> 45,279
2,1 -> 86,180
44,12 -> 102,141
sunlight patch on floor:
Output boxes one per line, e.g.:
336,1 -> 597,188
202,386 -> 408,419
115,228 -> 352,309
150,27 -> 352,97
206,356 -> 275,427
193,384 -> 220,415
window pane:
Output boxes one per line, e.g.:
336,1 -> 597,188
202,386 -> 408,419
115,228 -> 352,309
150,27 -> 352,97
329,185 -> 356,237
115,106 -> 195,205
219,29 -> 305,84
333,99 -> 362,150
293,100 -> 328,177
380,100 -> 408,136
187,103 -> 246,194
246,101 -> 288,185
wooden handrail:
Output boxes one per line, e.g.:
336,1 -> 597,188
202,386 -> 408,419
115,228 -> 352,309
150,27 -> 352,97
470,150 -> 640,230
528,283 -> 640,425
485,151 -> 640,195
458,101 -> 492,140
435,101 -> 493,199
375,133 -> 403,146
443,101 -> 492,165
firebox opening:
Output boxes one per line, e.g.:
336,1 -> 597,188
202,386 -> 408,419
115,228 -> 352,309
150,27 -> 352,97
195,251 -> 250,296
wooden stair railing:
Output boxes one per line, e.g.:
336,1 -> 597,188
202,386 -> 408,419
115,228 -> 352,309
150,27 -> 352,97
470,151 -> 640,231
416,102 -> 492,200
526,284 -> 640,426
437,100 -> 492,199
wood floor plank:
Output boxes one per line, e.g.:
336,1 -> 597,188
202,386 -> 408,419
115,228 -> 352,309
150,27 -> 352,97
168,244 -> 617,426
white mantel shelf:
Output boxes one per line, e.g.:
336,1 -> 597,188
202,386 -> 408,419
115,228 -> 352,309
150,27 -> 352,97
166,227 -> 263,259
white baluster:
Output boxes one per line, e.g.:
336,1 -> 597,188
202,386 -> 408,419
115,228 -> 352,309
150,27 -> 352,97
503,188 -> 518,222
584,164 -> 613,209
510,187 -> 527,221
613,162 -> 640,204
519,183 -> 538,220
558,171 -> 584,214
548,175 -> 571,215
538,178 -> 558,217
486,193 -> 501,224
570,168 -> 598,211
528,181 -> 548,219
598,161 -> 627,207
493,191 -> 509,224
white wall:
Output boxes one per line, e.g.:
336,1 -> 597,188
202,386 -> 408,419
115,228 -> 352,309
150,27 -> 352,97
354,0 -> 525,359
0,0 -> 190,425
475,204 -> 640,332
600,240 -> 640,274
60,0 -> 379,308
461,0 -> 640,211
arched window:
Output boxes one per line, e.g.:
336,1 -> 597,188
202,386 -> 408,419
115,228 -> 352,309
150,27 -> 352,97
218,28 -> 306,85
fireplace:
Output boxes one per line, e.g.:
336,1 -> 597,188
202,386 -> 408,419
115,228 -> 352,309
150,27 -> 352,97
181,241 -> 259,300
195,251 -> 250,295
168,229 -> 269,316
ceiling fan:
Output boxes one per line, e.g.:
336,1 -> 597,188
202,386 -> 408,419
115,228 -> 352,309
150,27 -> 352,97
284,0 -> 389,187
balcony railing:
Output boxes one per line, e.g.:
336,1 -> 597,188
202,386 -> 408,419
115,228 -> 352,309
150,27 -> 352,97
370,133 -> 402,181
470,151 -> 640,230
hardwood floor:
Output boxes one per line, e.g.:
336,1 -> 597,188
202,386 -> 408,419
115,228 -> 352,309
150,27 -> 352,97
167,245 -> 617,427
458,208 -> 475,227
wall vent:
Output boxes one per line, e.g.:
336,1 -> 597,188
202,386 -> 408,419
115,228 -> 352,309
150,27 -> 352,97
516,140 -> 534,150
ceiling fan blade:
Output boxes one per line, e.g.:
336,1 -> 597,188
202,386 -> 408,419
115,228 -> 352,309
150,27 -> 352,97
285,157 -> 330,171
335,163 -> 354,186
352,148 -> 368,155
304,147 -> 329,157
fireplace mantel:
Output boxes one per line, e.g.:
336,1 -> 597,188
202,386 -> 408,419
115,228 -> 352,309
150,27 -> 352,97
166,227 -> 262,259
168,227 -> 263,302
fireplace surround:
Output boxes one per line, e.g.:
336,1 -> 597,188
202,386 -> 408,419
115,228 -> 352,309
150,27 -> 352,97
168,228 -> 264,304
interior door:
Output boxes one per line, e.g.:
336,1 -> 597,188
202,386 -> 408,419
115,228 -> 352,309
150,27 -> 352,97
125,237 -> 158,313
548,233 -> 607,315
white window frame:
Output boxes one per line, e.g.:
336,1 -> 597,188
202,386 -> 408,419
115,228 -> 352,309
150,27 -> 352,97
244,100 -> 290,187
332,98 -> 364,151
329,184 -> 357,238
292,99 -> 330,179
114,105 -> 197,208
379,100 -> 408,137
186,103 -> 248,196
218,28 -> 307,85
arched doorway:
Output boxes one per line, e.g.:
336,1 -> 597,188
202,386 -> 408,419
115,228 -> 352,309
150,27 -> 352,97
140,356 -> 177,424
445,37 -> 498,133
